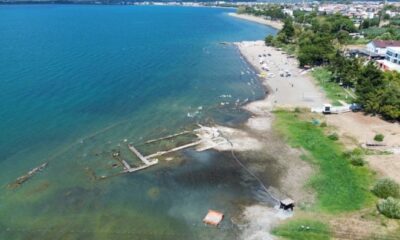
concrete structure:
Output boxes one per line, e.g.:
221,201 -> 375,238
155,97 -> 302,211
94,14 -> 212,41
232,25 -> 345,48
376,46 -> 400,72
377,46 -> 400,72
203,210 -> 224,226
377,60 -> 400,72
385,46 -> 400,64
367,40 -> 400,57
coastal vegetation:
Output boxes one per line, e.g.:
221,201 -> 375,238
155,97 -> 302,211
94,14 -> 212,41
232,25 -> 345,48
272,109 -> 381,238
274,110 -> 373,212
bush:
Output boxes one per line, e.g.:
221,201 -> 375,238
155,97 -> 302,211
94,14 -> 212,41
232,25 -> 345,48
265,35 -> 275,46
372,178 -> 400,199
328,133 -> 339,141
377,197 -> 400,219
320,122 -> 327,127
350,156 -> 365,166
374,134 -> 384,142
343,148 -> 365,166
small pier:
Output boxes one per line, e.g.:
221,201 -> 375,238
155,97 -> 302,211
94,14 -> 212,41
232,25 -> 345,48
98,126 -> 228,178
119,144 -> 159,173
8,162 -> 48,189
128,144 -> 152,165
145,140 -> 203,159
145,131 -> 190,144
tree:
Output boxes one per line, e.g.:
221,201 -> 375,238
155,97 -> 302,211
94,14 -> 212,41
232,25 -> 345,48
328,14 -> 356,33
355,64 -> 400,120
329,51 -> 360,86
356,62 -> 384,114
360,18 -> 380,30
298,31 -> 335,67
380,71 -> 400,120
336,30 -> 350,44
265,35 -> 274,46
281,18 -> 295,42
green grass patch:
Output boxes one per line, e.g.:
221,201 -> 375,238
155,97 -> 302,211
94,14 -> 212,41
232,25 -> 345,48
311,67 -> 351,106
274,110 -> 373,212
272,219 -> 330,240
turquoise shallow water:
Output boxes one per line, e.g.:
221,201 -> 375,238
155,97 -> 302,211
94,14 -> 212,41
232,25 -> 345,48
0,5 -> 276,239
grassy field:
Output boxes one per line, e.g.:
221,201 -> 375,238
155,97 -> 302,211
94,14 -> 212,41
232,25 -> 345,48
311,68 -> 353,106
272,219 -> 330,240
274,110 -> 373,212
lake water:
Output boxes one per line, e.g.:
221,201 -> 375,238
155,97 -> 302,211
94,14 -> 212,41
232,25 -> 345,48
0,5 -> 276,239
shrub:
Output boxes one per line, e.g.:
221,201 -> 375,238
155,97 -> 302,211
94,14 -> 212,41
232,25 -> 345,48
351,148 -> 363,156
372,178 -> 400,199
294,107 -> 301,113
350,156 -> 365,166
374,134 -> 384,142
320,122 -> 327,128
265,35 -> 275,46
328,133 -> 339,141
377,197 -> 400,219
343,148 -> 365,166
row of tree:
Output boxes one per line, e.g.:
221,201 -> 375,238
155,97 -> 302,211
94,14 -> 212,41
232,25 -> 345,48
237,5 -> 286,20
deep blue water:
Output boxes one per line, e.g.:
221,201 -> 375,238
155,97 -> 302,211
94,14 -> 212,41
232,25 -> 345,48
0,5 -> 275,239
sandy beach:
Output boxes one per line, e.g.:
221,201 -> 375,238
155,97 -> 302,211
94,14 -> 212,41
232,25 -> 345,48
237,41 -> 326,110
229,13 -> 283,30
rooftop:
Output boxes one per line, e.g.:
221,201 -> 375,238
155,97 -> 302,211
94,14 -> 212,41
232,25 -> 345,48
386,46 -> 400,52
372,40 -> 400,49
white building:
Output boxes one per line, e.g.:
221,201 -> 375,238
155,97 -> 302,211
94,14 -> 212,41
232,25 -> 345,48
377,46 -> 400,72
367,40 -> 400,56
386,47 -> 400,64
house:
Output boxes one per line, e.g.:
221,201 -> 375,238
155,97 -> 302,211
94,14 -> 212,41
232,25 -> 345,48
377,46 -> 400,72
366,40 -> 400,57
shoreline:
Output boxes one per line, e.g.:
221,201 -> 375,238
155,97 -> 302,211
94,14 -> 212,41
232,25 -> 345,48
221,40 -> 326,239
228,12 -> 283,30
